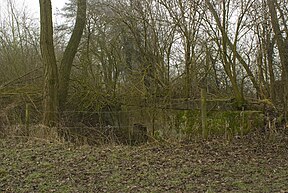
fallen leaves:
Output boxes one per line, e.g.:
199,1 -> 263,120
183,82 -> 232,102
0,134 -> 287,192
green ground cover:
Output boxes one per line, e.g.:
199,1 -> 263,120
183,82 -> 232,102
0,134 -> 287,192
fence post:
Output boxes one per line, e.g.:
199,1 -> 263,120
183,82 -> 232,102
201,88 -> 208,138
25,103 -> 30,136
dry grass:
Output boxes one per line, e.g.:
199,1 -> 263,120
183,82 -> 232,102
1,132 -> 287,192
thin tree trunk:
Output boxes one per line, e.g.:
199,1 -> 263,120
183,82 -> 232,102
268,0 -> 288,115
205,0 -> 243,103
205,0 -> 260,98
59,0 -> 87,111
267,37 -> 276,103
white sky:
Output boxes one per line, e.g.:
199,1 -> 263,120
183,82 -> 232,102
26,0 -> 68,16
0,0 -> 68,20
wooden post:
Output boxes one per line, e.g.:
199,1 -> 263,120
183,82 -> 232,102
25,103 -> 30,136
201,88 -> 208,138
240,107 -> 245,137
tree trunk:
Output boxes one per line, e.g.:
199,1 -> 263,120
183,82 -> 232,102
205,0 -> 260,99
268,0 -> 288,114
59,0 -> 87,111
267,37 -> 276,103
39,0 -> 59,127
205,0 -> 244,104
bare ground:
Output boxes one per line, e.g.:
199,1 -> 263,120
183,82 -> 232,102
0,133 -> 288,193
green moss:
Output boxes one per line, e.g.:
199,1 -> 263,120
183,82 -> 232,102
25,171 -> 48,182
0,167 -> 7,177
174,110 -> 264,137
175,110 -> 201,137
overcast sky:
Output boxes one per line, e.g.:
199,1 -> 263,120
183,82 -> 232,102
0,0 -> 68,20
26,0 -> 68,16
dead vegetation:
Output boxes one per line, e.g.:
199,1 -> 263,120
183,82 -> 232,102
0,132 -> 287,192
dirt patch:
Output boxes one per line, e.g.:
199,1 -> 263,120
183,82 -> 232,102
0,134 -> 288,192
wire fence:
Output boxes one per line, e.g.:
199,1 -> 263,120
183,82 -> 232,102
0,92 -> 271,145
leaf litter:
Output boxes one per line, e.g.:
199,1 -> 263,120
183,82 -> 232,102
0,134 -> 287,192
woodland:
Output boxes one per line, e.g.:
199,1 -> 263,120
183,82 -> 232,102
0,0 -> 287,142
0,0 -> 288,192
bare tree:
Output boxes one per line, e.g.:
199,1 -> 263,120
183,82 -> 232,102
59,0 -> 87,111
249,0 -> 276,101
39,0 -> 59,126
205,0 -> 261,105
159,0 -> 204,98
267,0 -> 288,113
39,0 -> 86,126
